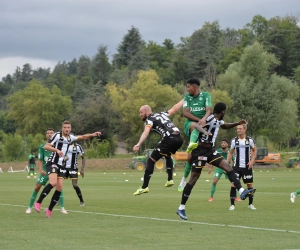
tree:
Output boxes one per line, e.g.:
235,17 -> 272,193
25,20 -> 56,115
90,45 -> 112,85
217,42 -> 298,145
69,93 -> 119,156
7,79 -> 72,134
112,26 -> 145,69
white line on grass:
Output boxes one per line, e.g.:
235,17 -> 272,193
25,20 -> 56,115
2,203 -> 300,234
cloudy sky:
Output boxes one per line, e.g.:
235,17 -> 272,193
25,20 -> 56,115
0,0 -> 299,79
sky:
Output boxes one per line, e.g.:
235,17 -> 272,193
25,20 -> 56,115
0,0 -> 299,79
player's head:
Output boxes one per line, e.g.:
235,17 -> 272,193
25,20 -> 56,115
46,128 -> 55,140
237,124 -> 247,136
186,79 -> 200,96
220,138 -> 228,149
62,121 -> 72,136
213,102 -> 226,120
139,105 -> 152,121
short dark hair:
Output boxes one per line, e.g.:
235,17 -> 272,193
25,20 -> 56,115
221,138 -> 228,144
47,128 -> 54,132
213,102 -> 226,114
186,78 -> 200,86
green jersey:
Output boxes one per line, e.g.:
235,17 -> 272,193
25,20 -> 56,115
183,91 -> 212,122
216,148 -> 235,163
38,142 -> 52,171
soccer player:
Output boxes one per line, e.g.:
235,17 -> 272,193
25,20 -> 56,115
64,143 -> 86,206
133,102 -> 184,196
25,128 -> 67,214
34,121 -> 101,218
176,102 -> 256,220
207,139 -> 241,202
290,189 -> 300,203
27,151 -> 37,178
227,124 -> 257,210
177,78 -> 212,192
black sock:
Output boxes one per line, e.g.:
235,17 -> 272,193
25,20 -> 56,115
166,168 -> 173,181
248,188 -> 254,205
166,157 -> 173,181
49,190 -> 61,211
230,187 -> 236,206
142,158 -> 155,188
181,183 -> 193,205
37,183 -> 53,204
74,186 -> 84,203
227,170 -> 242,190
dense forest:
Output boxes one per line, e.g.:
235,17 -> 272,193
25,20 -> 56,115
0,14 -> 300,162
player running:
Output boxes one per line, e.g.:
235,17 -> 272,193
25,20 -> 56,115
25,128 -> 68,214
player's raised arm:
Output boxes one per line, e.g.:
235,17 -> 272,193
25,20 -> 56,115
168,99 -> 184,116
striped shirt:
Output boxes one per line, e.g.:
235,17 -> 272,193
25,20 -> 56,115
47,132 -> 78,166
65,144 -> 84,169
230,136 -> 255,168
145,111 -> 180,137
198,114 -> 225,147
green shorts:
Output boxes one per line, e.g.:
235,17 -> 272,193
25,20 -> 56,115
184,120 -> 194,136
29,164 -> 35,169
214,167 -> 228,179
36,174 -> 49,186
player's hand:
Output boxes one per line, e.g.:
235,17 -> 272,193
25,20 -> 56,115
80,171 -> 84,178
198,118 -> 206,127
133,145 -> 140,153
239,119 -> 248,125
93,132 -> 101,137
41,170 -> 46,176
57,149 -> 64,157
247,161 -> 254,170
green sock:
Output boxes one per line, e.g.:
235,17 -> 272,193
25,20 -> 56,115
210,184 -> 216,198
59,190 -> 65,208
27,171 -> 30,176
295,189 -> 300,196
184,162 -> 191,178
190,129 -> 199,143
29,190 -> 38,208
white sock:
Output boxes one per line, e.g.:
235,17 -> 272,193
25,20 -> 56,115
238,188 -> 245,195
179,205 -> 185,210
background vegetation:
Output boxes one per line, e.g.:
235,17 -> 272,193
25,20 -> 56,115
1,14 -> 300,161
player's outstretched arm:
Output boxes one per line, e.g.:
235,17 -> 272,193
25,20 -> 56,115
77,132 -> 101,140
133,126 -> 151,153
168,99 -> 184,116
221,120 -> 247,129
194,124 -> 212,136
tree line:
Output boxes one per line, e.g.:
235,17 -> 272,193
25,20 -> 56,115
0,14 -> 299,161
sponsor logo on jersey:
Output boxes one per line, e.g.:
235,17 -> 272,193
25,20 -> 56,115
190,107 -> 205,112
59,169 -> 66,174
243,175 -> 252,179
198,156 -> 207,160
68,171 -> 77,174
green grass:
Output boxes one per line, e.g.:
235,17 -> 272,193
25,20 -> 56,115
0,168 -> 299,250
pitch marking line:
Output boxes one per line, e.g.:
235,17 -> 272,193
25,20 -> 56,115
2,203 -> 300,234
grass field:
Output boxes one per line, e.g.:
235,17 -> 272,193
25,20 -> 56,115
0,167 -> 299,250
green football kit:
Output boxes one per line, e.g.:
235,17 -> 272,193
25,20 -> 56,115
181,92 -> 212,182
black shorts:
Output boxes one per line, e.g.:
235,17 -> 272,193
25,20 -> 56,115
151,134 -> 183,161
191,146 -> 224,173
46,162 -> 66,179
64,168 -> 78,179
233,167 -> 254,184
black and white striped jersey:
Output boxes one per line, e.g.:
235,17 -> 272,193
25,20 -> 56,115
198,114 -> 225,147
65,144 -> 84,169
230,136 -> 256,168
145,111 -> 180,137
47,132 -> 78,166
